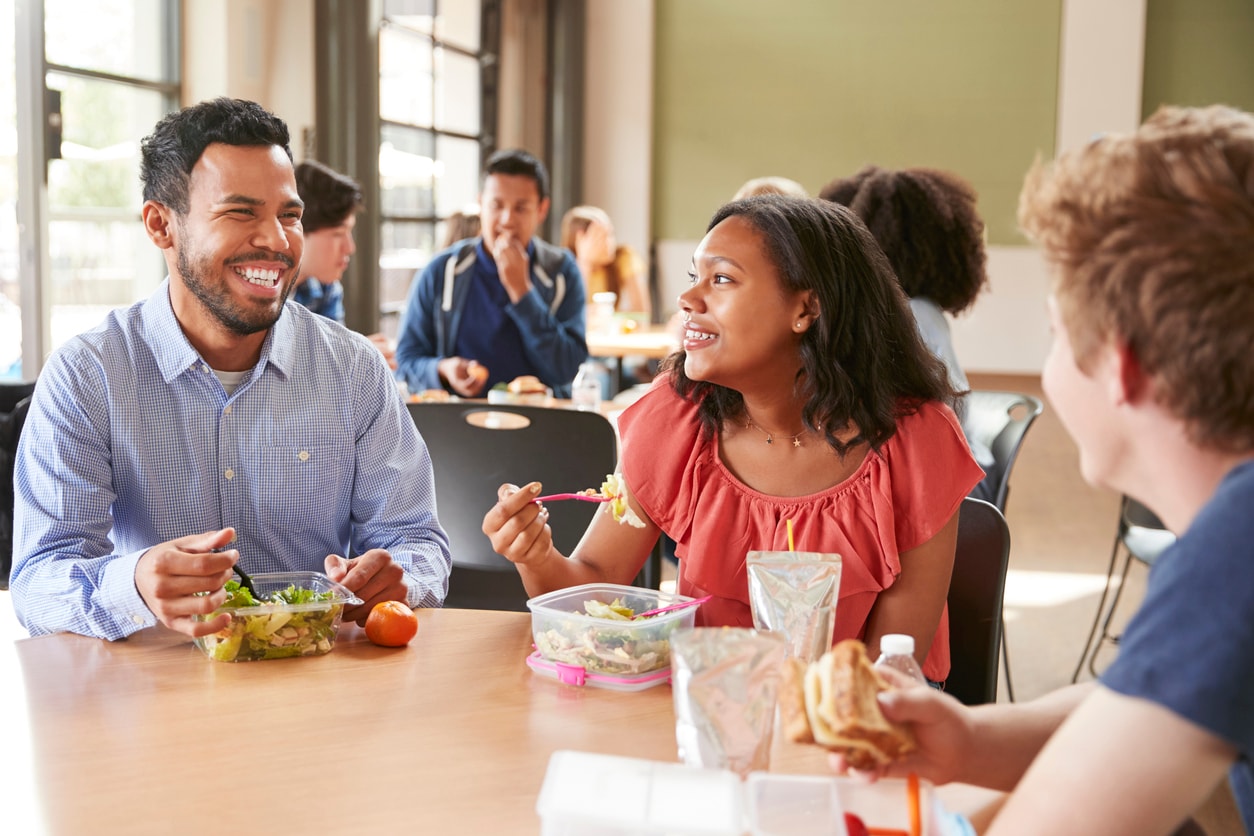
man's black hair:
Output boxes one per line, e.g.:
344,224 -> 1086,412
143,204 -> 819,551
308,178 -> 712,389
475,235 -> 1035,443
140,97 -> 292,214
482,148 -> 550,201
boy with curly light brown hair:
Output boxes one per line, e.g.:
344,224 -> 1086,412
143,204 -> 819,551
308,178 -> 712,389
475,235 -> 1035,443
830,105 -> 1254,836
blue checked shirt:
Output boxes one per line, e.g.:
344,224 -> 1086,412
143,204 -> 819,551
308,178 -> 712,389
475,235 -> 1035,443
11,281 -> 451,638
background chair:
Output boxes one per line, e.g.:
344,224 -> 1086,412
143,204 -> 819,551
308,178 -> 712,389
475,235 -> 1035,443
961,390 -> 1044,702
945,496 -> 1013,706
407,402 -> 621,611
963,390 -> 1044,512
1072,496 -> 1175,681
1,380 -> 37,590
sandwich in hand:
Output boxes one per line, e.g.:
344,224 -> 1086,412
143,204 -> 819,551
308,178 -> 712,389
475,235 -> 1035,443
778,639 -> 916,770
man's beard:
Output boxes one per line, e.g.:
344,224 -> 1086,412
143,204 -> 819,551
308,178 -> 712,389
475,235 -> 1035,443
176,242 -> 294,336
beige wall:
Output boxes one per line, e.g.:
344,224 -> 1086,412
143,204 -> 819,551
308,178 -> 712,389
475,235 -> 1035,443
581,0 -> 654,265
600,0 -> 1149,373
498,0 -> 550,154
182,0 -> 315,159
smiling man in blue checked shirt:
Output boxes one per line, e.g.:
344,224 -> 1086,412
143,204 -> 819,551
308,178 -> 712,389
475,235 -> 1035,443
11,98 -> 451,639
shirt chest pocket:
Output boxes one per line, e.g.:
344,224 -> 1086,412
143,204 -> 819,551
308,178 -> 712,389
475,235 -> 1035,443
248,443 -> 347,525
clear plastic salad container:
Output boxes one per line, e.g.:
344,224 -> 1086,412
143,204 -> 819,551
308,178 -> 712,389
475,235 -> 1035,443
526,582 -> 697,678
193,571 -> 362,662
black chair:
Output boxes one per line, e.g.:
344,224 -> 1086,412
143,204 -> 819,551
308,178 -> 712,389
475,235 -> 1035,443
963,390 -> 1044,512
408,402 -> 620,611
1,380 -> 38,590
1072,496 -> 1174,681
961,390 -> 1044,702
945,497 -> 1012,706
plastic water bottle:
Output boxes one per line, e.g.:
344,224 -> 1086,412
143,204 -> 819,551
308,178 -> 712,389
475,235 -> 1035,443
873,634 -> 928,686
571,362 -> 602,411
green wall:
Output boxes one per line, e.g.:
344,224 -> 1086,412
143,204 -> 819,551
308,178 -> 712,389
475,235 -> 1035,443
1143,0 -> 1254,117
653,0 -> 1061,246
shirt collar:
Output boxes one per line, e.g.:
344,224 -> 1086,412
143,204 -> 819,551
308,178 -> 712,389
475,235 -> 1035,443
141,278 -> 293,382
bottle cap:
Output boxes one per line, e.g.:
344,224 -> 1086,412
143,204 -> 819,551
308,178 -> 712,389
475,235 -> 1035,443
880,633 -> 915,656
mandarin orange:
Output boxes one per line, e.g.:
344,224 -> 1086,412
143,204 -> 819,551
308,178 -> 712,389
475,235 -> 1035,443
364,600 -> 418,647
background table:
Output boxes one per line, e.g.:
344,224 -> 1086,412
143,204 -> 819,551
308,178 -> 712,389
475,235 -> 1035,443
586,325 -> 678,394
3,609 -> 1002,834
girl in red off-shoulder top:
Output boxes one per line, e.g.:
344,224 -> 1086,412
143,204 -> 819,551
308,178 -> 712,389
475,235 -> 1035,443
483,195 -> 982,683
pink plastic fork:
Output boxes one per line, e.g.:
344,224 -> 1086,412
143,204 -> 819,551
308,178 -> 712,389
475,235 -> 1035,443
631,594 -> 713,620
534,493 -> 612,504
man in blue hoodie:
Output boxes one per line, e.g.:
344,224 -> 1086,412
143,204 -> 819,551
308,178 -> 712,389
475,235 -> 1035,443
395,149 -> 587,398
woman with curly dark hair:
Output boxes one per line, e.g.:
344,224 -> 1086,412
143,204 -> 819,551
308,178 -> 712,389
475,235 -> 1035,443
820,165 -> 987,409
483,196 -> 983,684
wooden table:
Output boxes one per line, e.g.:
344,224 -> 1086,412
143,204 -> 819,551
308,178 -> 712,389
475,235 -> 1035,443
3,609 -> 1002,834
586,325 -> 678,393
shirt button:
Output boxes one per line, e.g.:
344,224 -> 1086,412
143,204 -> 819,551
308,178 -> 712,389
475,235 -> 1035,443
224,468 -> 235,480
298,450 -> 310,462
131,614 -> 144,625
224,405 -> 233,416
202,364 -> 210,373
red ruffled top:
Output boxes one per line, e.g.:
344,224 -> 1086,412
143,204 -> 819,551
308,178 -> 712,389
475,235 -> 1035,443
619,382 -> 983,682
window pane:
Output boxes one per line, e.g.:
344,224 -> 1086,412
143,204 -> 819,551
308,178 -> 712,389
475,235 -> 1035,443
383,0 -> 434,34
45,0 -> 174,85
436,1 -> 480,51
434,135 -> 480,217
380,25 -> 433,127
47,218 -> 164,345
434,48 -> 480,135
379,220 -> 435,308
45,76 -> 168,353
380,124 -> 435,217
46,74 -> 165,211
0,6 -> 19,377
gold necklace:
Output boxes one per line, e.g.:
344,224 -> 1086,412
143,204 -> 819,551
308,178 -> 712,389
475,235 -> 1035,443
743,416 -> 807,448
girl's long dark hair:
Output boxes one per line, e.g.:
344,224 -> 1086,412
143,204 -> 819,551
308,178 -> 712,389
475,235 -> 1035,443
667,195 -> 956,455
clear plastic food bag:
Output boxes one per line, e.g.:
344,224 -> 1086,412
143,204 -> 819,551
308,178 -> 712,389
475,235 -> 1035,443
746,551 -> 842,663
671,627 -> 787,778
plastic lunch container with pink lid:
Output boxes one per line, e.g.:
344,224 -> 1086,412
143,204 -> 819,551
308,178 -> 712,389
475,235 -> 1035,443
525,582 -> 698,691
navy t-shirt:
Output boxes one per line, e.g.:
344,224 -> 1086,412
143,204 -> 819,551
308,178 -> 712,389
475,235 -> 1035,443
1102,460 -> 1254,831
454,241 -> 535,390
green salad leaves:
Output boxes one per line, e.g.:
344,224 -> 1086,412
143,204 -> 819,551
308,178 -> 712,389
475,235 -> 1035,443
197,580 -> 343,662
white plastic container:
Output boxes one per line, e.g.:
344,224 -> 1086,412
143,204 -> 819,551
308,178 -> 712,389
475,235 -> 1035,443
536,750 -> 742,836
743,773 -> 847,836
536,752 -> 948,836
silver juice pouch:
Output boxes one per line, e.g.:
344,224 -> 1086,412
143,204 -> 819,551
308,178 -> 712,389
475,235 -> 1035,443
746,551 -> 842,663
670,627 -> 787,778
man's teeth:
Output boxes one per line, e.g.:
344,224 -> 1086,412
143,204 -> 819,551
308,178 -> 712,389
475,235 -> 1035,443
685,329 -> 716,341
237,267 -> 280,286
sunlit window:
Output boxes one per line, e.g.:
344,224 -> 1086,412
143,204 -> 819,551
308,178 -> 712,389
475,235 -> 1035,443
1,1 -> 21,377
10,0 -> 178,375
378,0 -> 488,337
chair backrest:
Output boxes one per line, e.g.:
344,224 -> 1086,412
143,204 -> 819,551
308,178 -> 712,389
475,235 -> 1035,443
963,390 -> 1044,513
407,402 -> 618,611
1,386 -> 36,589
945,497 -> 1012,706
1120,496 -> 1175,567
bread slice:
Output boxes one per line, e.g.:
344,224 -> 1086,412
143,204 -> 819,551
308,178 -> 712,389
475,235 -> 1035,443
778,657 -> 814,743
507,375 -> 546,394
781,639 -> 915,770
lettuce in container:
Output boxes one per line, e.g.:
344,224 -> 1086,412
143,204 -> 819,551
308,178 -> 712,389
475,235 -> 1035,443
527,583 -> 697,676
193,571 -> 362,662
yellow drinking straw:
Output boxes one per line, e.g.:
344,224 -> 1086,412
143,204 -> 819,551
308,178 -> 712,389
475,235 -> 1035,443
786,518 -> 795,551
